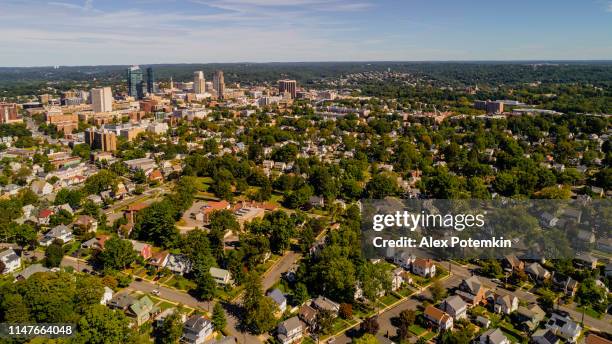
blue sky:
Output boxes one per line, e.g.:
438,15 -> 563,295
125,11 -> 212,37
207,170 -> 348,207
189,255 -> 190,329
1,0 -> 611,66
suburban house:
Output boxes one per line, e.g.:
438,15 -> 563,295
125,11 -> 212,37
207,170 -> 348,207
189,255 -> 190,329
412,258 -> 436,277
423,305 -> 453,331
74,215 -> 98,232
165,254 -> 192,275
392,251 -> 415,270
493,293 -> 519,315
532,329 -> 561,344
545,313 -> 582,343
276,316 -> 303,344
181,315 -> 214,344
502,255 -> 524,271
391,267 -> 413,291
308,195 -> 325,208
516,303 -> 545,332
552,275 -> 579,297
525,262 -> 551,282
37,208 -> 54,225
30,179 -> 53,196
441,295 -> 468,320
127,296 -> 160,326
312,296 -> 340,316
130,240 -> 152,260
298,304 -> 317,331
147,251 -> 170,270
267,288 -> 287,313
209,267 -> 232,285
0,248 -> 21,274
107,293 -> 137,311
40,225 -> 74,246
457,276 -> 487,305
479,328 -> 510,344
575,253 -> 598,269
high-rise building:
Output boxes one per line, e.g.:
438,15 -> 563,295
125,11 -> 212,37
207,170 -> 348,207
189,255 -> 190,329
278,79 -> 297,99
85,128 -> 117,152
127,65 -> 144,99
146,67 -> 156,94
0,103 -> 19,124
213,70 -> 225,99
193,71 -> 205,94
91,87 -> 113,113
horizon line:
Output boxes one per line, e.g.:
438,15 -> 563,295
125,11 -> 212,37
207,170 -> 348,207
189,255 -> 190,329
2,59 -> 612,69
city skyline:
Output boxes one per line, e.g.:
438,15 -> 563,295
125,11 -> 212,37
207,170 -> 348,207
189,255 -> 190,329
1,0 -> 612,67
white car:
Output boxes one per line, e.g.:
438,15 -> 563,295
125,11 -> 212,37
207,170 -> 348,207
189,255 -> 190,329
152,289 -> 160,296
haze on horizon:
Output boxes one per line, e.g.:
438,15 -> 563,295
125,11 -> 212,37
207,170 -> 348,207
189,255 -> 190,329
1,0 -> 612,67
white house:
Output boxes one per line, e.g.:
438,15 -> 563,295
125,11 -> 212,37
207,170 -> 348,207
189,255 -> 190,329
209,267 -> 232,285
479,328 -> 510,344
545,313 -> 582,343
181,315 -> 214,344
494,293 -> 519,315
267,288 -> 287,313
393,251 -> 415,270
412,258 -> 436,277
276,316 -> 303,344
0,248 -> 21,274
40,225 -> 74,246
441,295 -> 468,320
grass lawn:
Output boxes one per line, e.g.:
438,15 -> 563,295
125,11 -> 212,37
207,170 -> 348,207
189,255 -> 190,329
380,293 -> 401,306
302,337 -> 316,344
409,324 -> 426,336
398,286 -> 416,298
423,332 -> 437,341
194,177 -> 213,192
157,301 -> 176,311
577,306 -> 603,319
166,275 -> 196,291
330,318 -> 350,334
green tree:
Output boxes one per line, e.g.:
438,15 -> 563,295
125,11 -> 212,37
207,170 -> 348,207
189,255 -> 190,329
353,334 -> 378,344
241,272 -> 276,334
98,237 -> 137,271
44,240 -> 64,267
72,305 -> 137,344
365,174 -> 398,198
212,303 -> 227,332
429,280 -> 447,302
156,309 -> 184,344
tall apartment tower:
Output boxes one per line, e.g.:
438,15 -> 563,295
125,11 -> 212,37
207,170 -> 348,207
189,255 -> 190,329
213,70 -> 225,99
146,67 -> 156,94
278,79 -> 297,99
85,128 -> 117,152
91,87 -> 113,113
193,71 -> 205,94
127,65 -> 144,99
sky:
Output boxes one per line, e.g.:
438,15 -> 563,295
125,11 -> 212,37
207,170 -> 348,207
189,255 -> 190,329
0,0 -> 611,66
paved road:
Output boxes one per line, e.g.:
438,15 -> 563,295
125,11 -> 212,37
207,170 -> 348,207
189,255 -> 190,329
224,251 -> 303,344
61,256 -> 93,272
128,279 -> 213,311
334,262 -> 471,344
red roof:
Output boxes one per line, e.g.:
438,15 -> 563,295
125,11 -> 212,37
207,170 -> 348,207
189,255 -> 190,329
202,200 -> 230,214
413,258 -> 434,269
127,203 -> 149,212
38,209 -> 54,218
